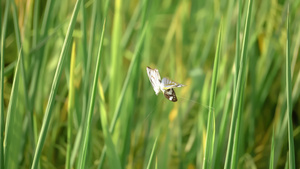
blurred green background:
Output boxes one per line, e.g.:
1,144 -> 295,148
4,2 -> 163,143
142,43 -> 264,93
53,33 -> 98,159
1,0 -> 300,168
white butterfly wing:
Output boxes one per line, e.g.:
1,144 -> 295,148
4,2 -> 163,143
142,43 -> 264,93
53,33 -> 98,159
161,77 -> 185,90
146,67 -> 162,95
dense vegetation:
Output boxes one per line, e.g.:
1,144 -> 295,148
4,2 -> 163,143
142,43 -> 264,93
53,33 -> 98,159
0,0 -> 299,168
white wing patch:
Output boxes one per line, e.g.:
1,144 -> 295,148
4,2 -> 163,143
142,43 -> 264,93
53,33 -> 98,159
161,77 -> 185,90
146,66 -> 185,102
146,67 -> 161,95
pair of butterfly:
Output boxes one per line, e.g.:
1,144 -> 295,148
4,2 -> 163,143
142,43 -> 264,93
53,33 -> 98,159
146,66 -> 185,102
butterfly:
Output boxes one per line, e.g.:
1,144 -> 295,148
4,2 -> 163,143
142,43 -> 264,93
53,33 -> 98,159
146,66 -> 185,102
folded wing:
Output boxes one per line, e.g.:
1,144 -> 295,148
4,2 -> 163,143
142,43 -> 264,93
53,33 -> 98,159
146,67 -> 161,95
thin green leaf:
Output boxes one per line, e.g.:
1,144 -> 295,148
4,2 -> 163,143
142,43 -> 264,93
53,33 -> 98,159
31,0 -> 82,168
11,2 -> 35,163
78,18 -> 107,169
269,127 -> 275,169
109,0 -> 123,113
285,6 -> 295,169
224,0 -> 253,168
231,77 -> 246,168
98,62 -> 122,169
98,23 -> 148,169
66,42 -> 76,169
146,136 -> 158,169
202,22 -> 222,169
0,0 -> 11,168
3,48 -> 21,169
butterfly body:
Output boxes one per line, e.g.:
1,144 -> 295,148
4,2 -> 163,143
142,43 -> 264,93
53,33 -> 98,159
146,66 -> 185,102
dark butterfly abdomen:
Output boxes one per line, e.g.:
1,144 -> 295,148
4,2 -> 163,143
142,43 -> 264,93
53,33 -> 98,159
163,89 -> 177,102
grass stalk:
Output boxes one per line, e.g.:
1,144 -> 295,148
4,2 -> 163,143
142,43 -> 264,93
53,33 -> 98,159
11,3 -> 36,164
109,0 -> 123,113
3,48 -> 21,169
98,23 -> 148,169
98,54 -> 122,169
269,127 -> 275,169
146,136 -> 158,169
224,0 -> 253,168
0,0 -> 11,168
66,42 -> 76,169
78,17 -> 107,169
285,6 -> 295,169
31,0 -> 82,168
202,23 -> 222,169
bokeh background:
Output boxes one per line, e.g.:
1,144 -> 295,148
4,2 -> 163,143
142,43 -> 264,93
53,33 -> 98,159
1,0 -> 300,168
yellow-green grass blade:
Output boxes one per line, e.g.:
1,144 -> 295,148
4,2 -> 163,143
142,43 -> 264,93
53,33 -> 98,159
224,0 -> 253,168
71,1 -> 99,167
285,6 -> 295,169
120,40 -> 144,167
109,0 -> 123,113
31,0 -> 82,168
109,23 -> 147,140
29,0 -> 55,106
231,75 -> 246,169
98,23 -> 148,169
234,0 -> 242,92
121,0 -> 142,49
66,42 -> 76,169
80,0 -> 89,125
0,0 -> 11,168
3,48 -> 21,169
82,0 -> 99,120
269,127 -> 275,169
78,18 -> 107,169
27,1 -> 55,163
75,2 -> 90,166
215,78 -> 233,169
146,136 -> 158,169
285,154 -> 289,169
11,2 -> 36,163
98,65 -> 122,169
202,23 -> 222,169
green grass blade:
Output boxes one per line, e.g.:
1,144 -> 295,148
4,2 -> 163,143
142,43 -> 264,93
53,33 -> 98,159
230,78 -> 246,168
202,22 -> 222,169
98,62 -> 122,169
215,77 -> 233,169
146,136 -> 158,169
121,1 -> 142,48
109,0 -> 123,113
0,0 -> 11,168
98,23 -> 148,169
269,127 -> 275,169
285,6 -> 295,169
82,0 -> 98,119
224,0 -> 253,168
32,0 -> 40,51
285,154 -> 289,169
31,0 -> 82,168
66,42 -> 76,169
3,48 -> 21,169
234,0 -> 242,91
3,61 -> 16,76
30,0 -> 40,150
109,23 -> 147,140
80,0 -> 89,121
78,17 -> 107,169
11,2 -> 36,163
29,0 -> 55,105
81,1 -> 88,68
